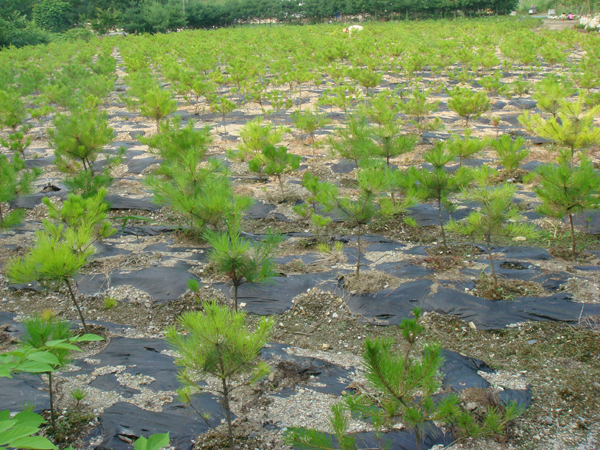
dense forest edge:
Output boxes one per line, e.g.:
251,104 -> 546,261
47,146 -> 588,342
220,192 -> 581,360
0,0 -> 529,49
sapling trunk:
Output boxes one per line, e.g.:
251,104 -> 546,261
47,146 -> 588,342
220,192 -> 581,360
437,197 -> 448,250
65,278 -> 89,333
48,372 -> 56,437
356,224 -> 362,278
221,377 -> 234,448
0,204 -> 4,223
486,232 -> 498,289
277,174 -> 285,198
233,283 -> 239,312
569,212 -> 577,263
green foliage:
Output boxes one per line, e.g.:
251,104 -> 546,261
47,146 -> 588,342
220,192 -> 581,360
165,301 -> 273,448
255,144 -> 301,197
229,117 -> 288,162
143,118 -> 248,234
133,433 -> 170,450
54,28 -> 94,42
490,135 -> 529,173
204,222 -> 283,311
208,95 -> 236,133
447,182 -> 538,288
400,89 -> 441,134
328,115 -> 376,171
519,97 -> 600,163
0,410 -> 57,450
121,0 -> 186,34
533,152 -> 600,261
0,154 -> 40,228
7,190 -> 116,332
0,90 -> 27,131
291,107 -> 331,149
140,87 -> 178,132
447,129 -> 488,168
0,12 -> 49,48
412,142 -> 472,249
33,0 -> 73,33
287,307 -> 521,450
447,86 -> 490,128
532,75 -> 575,118
1,126 -> 32,158
49,104 -> 121,197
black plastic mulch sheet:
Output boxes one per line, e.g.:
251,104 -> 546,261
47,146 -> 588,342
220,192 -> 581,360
77,262 -> 196,303
213,272 -> 339,315
86,398 -> 224,450
344,279 -> 600,330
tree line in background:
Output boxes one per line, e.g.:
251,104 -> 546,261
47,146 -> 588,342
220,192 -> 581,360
0,0 -> 524,48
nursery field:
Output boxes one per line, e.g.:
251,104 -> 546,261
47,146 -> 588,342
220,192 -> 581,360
2,16 -> 600,450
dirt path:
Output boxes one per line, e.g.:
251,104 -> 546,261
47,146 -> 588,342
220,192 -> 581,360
542,19 -> 576,30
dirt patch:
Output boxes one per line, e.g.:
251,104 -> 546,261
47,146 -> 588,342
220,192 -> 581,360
472,273 -> 549,300
340,270 -> 402,294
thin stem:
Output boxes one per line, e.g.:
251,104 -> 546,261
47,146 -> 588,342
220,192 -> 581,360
569,212 -> 576,263
48,372 -> 56,437
233,283 -> 239,312
355,224 -> 362,278
487,232 -> 498,290
65,278 -> 89,333
221,377 -> 234,448
438,196 -> 447,250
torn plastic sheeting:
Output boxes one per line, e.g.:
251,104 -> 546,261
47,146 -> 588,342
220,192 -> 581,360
77,263 -> 196,303
214,272 -> 339,315
86,396 -> 224,450
494,246 -> 552,261
127,157 -> 163,174
497,387 -> 532,408
0,374 -> 50,414
104,195 -> 159,211
462,261 -> 541,281
243,201 -> 278,219
9,191 -> 67,209
91,242 -> 132,259
406,203 -> 474,227
303,427 -> 453,450
440,349 -> 493,391
65,337 -> 180,392
344,279 -> 600,329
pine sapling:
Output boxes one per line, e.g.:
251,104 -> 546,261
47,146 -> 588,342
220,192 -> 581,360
140,87 -> 178,132
533,151 -> 600,262
291,107 -> 331,152
166,302 -> 273,449
412,142 -> 472,250
7,190 -> 116,332
1,126 -> 32,158
0,154 -> 40,228
328,115 -> 376,173
447,129 -> 488,168
447,86 -> 490,128
204,222 -> 283,311
490,135 -> 529,174
447,182 -> 538,291
259,144 -> 301,198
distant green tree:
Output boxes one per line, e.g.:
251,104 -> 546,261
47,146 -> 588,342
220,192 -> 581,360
33,0 -> 73,33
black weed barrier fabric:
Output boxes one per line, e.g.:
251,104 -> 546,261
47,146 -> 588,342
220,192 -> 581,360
77,262 -> 196,303
344,279 -> 600,330
0,373 -> 50,414
214,272 -> 340,315
86,398 -> 224,450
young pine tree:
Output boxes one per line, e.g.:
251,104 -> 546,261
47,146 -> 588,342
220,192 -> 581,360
166,302 -> 273,449
255,144 -> 301,198
7,190 -> 116,332
533,151 -> 600,262
519,96 -> 600,166
203,222 -> 283,312
140,87 -> 178,132
291,107 -> 331,151
412,142 -> 472,250
0,154 -> 40,228
490,135 -> 529,174
447,182 -> 538,290
49,102 -> 123,197
447,129 -> 488,168
328,115 -> 376,173
286,308 -> 521,450
447,87 -> 490,128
